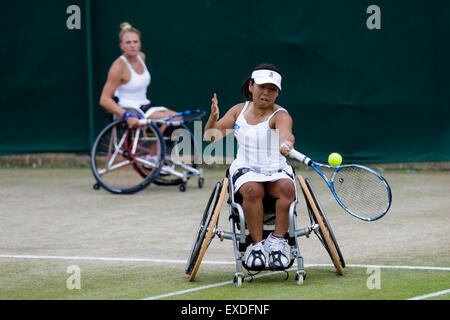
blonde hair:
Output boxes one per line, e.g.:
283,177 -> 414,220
119,22 -> 141,42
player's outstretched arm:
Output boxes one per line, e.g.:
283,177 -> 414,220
204,93 -> 242,142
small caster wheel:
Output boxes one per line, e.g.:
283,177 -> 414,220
198,177 -> 204,188
93,183 -> 100,190
179,182 -> 187,192
233,274 -> 243,288
295,271 -> 306,285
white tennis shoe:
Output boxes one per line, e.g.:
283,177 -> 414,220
265,233 -> 290,270
245,240 -> 267,270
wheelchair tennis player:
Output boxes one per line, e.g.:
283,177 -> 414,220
204,63 -> 296,270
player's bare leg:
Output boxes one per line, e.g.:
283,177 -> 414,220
264,179 -> 296,237
239,182 -> 265,244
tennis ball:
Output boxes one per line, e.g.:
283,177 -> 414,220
328,153 -> 342,166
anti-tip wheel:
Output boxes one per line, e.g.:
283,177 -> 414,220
295,271 -> 306,285
198,177 -> 204,188
234,273 -> 244,288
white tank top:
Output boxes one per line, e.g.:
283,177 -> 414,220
114,54 -> 151,108
232,101 -> 289,173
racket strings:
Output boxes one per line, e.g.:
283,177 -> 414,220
333,167 -> 390,218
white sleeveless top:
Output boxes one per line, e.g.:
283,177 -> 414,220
114,55 -> 151,109
230,101 -> 294,192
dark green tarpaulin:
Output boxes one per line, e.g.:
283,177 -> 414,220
1,0 -> 449,163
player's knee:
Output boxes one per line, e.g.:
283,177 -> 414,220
240,183 -> 264,201
279,180 -> 296,201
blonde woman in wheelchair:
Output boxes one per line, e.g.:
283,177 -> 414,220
99,22 -> 177,131
204,63 -> 295,270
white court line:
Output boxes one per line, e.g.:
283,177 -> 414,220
407,289 -> 450,300
1,254 -> 450,271
143,270 -> 293,300
1,254 -> 449,300
143,265 -> 450,300
345,263 -> 450,272
143,280 -> 234,300
0,254 -> 233,265
1,254 -> 449,271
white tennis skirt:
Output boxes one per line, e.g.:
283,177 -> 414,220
229,163 -> 295,193
119,104 -> 168,118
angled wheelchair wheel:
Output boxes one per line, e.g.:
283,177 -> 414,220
90,119 -> 165,194
154,125 -> 200,186
297,175 -> 345,275
186,178 -> 229,281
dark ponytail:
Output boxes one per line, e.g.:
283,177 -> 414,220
241,63 -> 282,101
241,77 -> 254,101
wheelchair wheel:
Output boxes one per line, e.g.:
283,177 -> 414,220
154,125 -> 200,186
186,178 -> 229,281
90,119 -> 165,194
297,175 -> 345,275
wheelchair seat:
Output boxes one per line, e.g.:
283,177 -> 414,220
226,169 -> 295,252
230,192 -> 276,225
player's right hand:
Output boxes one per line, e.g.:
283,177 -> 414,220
127,117 -> 141,128
210,93 -> 219,122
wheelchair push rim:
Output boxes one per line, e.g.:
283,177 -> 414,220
90,119 -> 165,194
305,178 -> 346,269
297,175 -> 345,275
186,178 -> 228,281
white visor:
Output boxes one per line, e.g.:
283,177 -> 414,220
251,69 -> 282,90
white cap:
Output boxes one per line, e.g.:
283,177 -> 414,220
251,69 -> 282,90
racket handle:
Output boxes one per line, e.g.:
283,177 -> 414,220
137,119 -> 150,126
289,149 -> 312,165
138,118 -> 184,126
281,144 -> 312,165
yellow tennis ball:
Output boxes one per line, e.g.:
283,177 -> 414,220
328,153 -> 342,166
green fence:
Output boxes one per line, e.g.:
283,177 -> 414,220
1,0 -> 449,163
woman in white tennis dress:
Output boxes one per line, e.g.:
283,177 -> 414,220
99,22 -> 177,129
204,63 -> 296,270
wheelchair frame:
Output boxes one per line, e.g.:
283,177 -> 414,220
91,107 -> 204,194
185,172 -> 345,288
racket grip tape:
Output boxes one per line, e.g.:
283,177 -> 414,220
289,149 -> 312,165
281,143 -> 312,165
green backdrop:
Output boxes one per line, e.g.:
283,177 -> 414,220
1,0 -> 449,163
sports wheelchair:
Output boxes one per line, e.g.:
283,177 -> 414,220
90,107 -> 205,194
185,170 -> 345,287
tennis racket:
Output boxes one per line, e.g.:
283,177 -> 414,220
282,145 -> 392,222
138,109 -> 206,127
